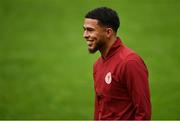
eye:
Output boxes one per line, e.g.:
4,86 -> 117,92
83,26 -> 95,32
87,28 -> 94,32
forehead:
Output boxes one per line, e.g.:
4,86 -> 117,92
83,18 -> 99,28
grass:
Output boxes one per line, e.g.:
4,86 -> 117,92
0,0 -> 180,119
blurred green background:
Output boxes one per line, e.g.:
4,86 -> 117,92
0,0 -> 180,119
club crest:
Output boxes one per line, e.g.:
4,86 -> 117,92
105,72 -> 112,84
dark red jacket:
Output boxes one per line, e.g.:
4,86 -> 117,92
93,38 -> 151,120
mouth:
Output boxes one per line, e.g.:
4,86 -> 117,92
86,40 -> 94,48
86,39 -> 98,53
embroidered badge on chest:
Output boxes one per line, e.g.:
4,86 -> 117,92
105,72 -> 112,84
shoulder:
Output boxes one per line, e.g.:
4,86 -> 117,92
116,46 -> 148,70
122,52 -> 148,74
115,45 -> 137,63
116,44 -> 143,63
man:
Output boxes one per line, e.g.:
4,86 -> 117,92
83,7 -> 151,120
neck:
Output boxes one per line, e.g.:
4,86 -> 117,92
99,36 -> 117,58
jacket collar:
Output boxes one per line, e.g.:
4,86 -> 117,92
102,37 -> 123,60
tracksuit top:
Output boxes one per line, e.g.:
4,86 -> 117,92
93,37 -> 151,120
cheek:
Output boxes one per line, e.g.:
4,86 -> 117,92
98,33 -> 107,40
89,32 -> 98,39
90,31 -> 106,40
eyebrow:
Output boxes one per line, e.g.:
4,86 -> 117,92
83,26 -> 95,30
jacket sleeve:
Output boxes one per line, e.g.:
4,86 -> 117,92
94,95 -> 98,120
124,59 -> 151,120
93,63 -> 99,120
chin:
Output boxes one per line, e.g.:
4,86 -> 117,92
88,48 -> 98,54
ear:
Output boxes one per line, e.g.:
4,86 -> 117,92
106,28 -> 113,38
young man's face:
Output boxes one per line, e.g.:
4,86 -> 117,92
83,18 -> 107,53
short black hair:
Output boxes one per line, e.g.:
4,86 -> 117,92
85,7 -> 120,32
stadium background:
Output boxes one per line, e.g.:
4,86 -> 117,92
0,0 -> 180,119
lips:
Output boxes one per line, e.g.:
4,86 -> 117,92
86,40 -> 94,47
87,41 -> 92,46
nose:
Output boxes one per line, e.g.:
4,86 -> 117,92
83,30 -> 89,39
